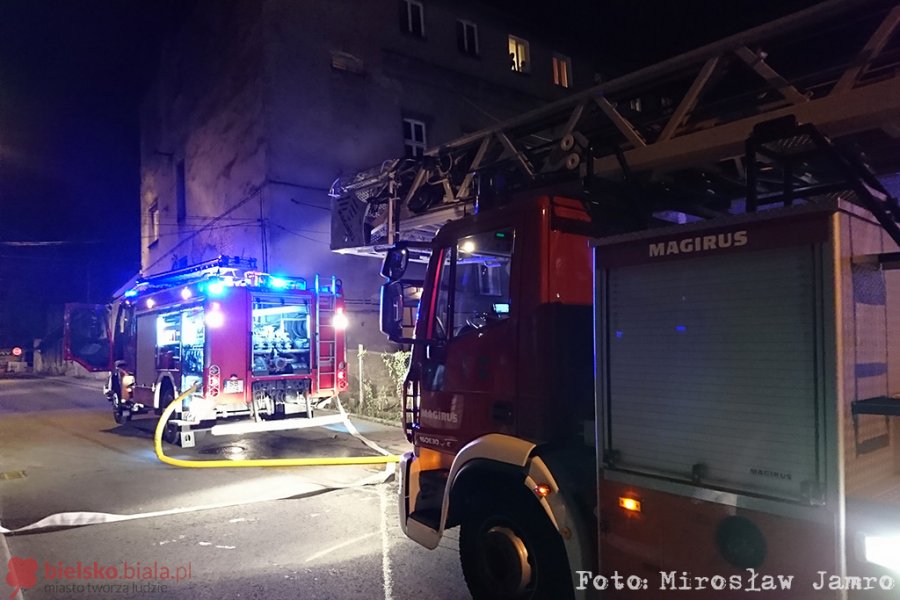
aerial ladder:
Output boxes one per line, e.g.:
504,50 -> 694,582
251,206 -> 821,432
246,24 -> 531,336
330,0 -> 900,257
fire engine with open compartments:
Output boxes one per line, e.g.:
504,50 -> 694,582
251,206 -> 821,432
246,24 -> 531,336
330,0 -> 900,597
65,256 -> 348,444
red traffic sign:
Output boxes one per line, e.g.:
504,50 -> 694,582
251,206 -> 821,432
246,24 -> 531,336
11,347 -> 22,357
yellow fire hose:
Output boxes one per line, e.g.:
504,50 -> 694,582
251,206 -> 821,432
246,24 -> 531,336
153,384 -> 401,468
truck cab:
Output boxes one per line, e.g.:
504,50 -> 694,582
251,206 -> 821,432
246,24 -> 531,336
384,194 -> 597,598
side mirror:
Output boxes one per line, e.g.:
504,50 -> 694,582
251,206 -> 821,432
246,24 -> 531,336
381,246 -> 409,281
380,280 -> 422,343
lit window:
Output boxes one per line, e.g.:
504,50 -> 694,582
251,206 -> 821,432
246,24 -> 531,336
457,20 -> 478,56
403,118 -> 427,158
552,53 -> 572,88
508,35 -> 530,73
400,0 -> 425,37
629,98 -> 643,113
148,201 -> 160,244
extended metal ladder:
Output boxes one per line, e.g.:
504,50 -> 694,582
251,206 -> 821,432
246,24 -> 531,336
314,274 -> 338,394
331,0 -> 900,254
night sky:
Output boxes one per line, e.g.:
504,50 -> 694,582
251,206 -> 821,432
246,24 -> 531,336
0,0 -> 186,345
0,0 -> 824,346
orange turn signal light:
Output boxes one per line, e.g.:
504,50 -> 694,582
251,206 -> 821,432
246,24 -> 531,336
619,497 -> 642,513
534,483 -> 552,498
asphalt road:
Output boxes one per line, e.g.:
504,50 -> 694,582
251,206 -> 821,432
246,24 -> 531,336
0,375 -> 469,599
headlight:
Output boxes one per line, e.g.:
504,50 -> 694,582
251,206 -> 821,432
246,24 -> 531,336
332,307 -> 349,330
864,534 -> 900,573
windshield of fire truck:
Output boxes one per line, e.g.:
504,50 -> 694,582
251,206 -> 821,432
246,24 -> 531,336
432,228 -> 514,339
250,295 -> 311,376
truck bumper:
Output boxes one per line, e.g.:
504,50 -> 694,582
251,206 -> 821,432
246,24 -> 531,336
398,451 -> 415,537
397,450 -> 443,549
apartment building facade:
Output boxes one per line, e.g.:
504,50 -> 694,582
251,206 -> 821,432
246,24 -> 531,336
139,0 -> 596,346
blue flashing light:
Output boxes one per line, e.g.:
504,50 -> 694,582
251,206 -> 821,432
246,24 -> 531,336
207,280 -> 226,297
675,325 -> 687,332
270,276 -> 288,289
124,289 -> 138,298
615,330 -> 624,338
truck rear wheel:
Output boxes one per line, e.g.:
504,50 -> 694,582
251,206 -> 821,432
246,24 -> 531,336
156,383 -> 180,445
459,489 -> 573,600
111,394 -> 131,424
155,384 -> 175,416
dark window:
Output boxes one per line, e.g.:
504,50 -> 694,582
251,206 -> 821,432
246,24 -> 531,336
399,0 -> 424,37
148,201 -> 159,246
403,118 -> 427,157
456,20 -> 478,56
176,160 -> 186,224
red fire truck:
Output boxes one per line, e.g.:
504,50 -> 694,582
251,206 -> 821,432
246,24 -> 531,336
332,1 -> 900,597
65,256 -> 348,444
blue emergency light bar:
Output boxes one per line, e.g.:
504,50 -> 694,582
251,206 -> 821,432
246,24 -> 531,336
118,256 -> 345,302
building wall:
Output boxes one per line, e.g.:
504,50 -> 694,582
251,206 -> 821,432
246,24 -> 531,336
140,0 -> 594,348
140,0 -> 268,275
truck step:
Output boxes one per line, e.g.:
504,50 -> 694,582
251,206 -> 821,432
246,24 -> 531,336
418,469 -> 449,500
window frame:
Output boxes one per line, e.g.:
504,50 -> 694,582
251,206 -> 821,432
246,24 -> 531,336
403,117 -> 427,158
508,35 -> 530,74
400,0 -> 425,38
148,201 -> 160,246
457,19 -> 479,57
552,53 -> 572,88
176,160 -> 186,224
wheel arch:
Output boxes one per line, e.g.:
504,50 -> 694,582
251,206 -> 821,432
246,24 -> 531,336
448,458 -> 530,528
437,434 -> 594,595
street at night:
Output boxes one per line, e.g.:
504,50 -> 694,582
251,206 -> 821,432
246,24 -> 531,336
0,375 -> 467,599
3,1 -> 900,599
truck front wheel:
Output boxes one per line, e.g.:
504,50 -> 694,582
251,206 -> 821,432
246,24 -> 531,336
459,490 -> 573,600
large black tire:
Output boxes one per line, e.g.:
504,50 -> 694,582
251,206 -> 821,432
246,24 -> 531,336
156,383 -> 179,445
459,488 -> 574,600
162,421 -> 180,445
111,394 -> 131,425
155,383 -> 175,416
